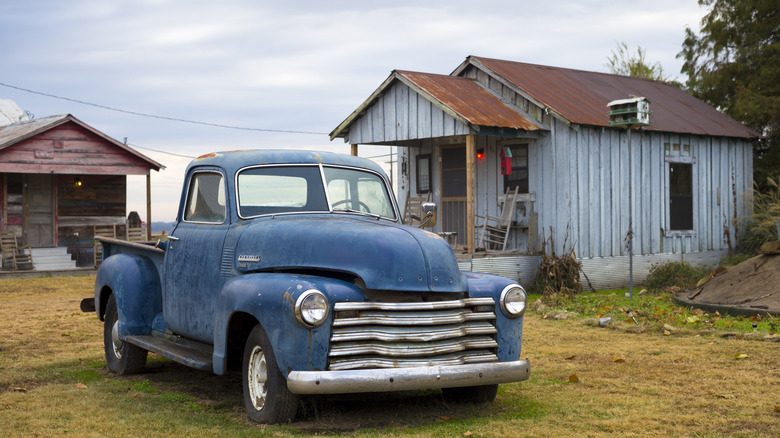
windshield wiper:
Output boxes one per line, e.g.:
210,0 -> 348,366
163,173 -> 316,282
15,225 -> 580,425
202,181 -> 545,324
331,208 -> 382,220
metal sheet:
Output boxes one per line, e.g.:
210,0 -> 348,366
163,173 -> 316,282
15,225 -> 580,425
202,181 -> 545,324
470,56 -> 759,139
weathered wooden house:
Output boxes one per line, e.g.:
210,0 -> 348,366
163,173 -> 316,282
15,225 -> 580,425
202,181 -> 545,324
0,108 -> 163,268
330,56 -> 759,288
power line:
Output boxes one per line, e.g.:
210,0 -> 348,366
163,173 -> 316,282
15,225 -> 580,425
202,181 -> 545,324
0,80 -> 329,135
128,143 -> 196,159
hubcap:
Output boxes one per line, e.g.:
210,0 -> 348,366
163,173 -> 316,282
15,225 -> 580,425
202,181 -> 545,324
111,320 -> 123,359
247,345 -> 268,411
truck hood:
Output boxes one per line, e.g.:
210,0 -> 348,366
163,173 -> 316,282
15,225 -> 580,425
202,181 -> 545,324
232,215 -> 467,292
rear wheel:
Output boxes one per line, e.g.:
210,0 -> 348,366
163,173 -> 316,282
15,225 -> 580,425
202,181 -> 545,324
441,384 -> 498,404
103,294 -> 147,375
242,325 -> 299,423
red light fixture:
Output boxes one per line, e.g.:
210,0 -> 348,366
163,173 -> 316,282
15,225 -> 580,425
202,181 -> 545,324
476,148 -> 485,160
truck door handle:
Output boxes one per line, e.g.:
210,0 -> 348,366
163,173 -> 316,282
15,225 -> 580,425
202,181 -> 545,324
168,235 -> 180,241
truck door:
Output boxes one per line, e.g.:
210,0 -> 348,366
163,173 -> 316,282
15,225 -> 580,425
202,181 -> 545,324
163,170 -> 229,343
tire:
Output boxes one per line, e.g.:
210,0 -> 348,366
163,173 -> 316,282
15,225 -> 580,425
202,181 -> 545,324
103,294 -> 147,375
242,325 -> 300,424
441,384 -> 498,404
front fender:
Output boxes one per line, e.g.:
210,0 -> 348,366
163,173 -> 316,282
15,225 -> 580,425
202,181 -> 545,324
94,253 -> 163,338
212,273 -> 363,375
463,272 -> 525,361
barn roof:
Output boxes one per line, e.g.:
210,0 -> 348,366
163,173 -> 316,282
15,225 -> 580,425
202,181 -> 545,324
330,70 -> 546,140
0,114 -> 164,171
456,56 -> 759,139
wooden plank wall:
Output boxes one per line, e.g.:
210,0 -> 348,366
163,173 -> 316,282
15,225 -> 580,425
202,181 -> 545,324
533,119 -> 754,259
0,123 -> 150,175
348,82 -> 470,144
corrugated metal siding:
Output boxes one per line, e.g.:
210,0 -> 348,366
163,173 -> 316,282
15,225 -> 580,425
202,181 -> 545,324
459,255 -> 541,290
458,251 -> 722,291
578,250 -> 723,290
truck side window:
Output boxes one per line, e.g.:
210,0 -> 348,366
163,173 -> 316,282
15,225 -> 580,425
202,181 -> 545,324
184,172 -> 226,223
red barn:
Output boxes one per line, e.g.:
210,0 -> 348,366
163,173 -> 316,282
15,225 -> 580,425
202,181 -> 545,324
0,111 -> 163,268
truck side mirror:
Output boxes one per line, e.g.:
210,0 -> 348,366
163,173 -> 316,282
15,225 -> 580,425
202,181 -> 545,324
419,202 -> 437,228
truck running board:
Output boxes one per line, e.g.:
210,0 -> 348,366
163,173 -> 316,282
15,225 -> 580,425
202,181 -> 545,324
125,335 -> 213,371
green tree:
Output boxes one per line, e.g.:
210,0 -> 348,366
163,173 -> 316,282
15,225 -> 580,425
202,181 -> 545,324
678,0 -> 780,190
606,42 -> 671,81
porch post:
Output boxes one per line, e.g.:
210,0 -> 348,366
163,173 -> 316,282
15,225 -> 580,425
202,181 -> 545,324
350,144 -> 358,156
146,174 -> 152,241
466,134 -> 476,254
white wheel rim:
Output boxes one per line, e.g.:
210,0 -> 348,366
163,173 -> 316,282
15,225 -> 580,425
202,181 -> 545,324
111,320 -> 123,359
247,345 -> 268,411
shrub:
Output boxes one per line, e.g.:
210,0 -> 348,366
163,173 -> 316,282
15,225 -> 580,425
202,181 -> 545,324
645,261 -> 712,291
736,178 -> 780,255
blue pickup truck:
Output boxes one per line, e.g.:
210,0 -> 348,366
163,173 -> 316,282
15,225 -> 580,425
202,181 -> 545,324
91,149 -> 530,423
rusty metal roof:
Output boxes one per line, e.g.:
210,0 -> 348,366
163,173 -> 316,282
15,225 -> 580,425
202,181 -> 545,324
0,114 -> 164,170
396,70 -> 545,131
462,56 -> 759,139
330,70 -> 546,140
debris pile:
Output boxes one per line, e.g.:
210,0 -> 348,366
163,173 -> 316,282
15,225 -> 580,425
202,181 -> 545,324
680,241 -> 780,315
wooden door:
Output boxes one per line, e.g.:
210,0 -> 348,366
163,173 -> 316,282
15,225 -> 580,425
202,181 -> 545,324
440,145 -> 466,246
25,174 -> 55,247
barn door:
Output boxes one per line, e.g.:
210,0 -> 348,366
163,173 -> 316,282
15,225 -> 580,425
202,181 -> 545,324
25,174 -> 55,247
440,145 -> 466,246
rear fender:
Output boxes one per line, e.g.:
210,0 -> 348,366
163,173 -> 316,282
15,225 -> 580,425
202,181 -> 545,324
94,253 -> 163,338
212,273 -> 363,375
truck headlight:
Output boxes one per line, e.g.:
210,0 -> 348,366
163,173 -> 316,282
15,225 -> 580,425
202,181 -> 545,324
500,284 -> 527,318
295,290 -> 329,327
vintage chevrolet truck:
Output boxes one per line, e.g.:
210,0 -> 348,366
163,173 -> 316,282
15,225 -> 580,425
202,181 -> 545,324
90,149 -> 530,423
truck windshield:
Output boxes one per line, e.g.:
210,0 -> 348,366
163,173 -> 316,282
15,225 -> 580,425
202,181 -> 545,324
323,166 -> 396,220
237,165 -> 396,220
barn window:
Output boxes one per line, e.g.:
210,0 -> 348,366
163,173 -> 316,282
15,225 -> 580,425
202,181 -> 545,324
416,154 -> 431,194
503,144 -> 529,193
665,156 -> 696,236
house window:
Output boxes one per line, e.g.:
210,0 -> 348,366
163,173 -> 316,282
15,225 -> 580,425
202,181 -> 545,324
416,154 -> 431,194
669,162 -> 693,231
503,144 -> 529,193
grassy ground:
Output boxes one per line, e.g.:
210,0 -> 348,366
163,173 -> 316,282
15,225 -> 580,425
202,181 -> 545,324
0,276 -> 778,437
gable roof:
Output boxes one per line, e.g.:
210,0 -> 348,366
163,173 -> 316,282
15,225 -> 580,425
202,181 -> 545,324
0,114 -> 164,171
455,56 -> 759,139
330,70 -> 546,140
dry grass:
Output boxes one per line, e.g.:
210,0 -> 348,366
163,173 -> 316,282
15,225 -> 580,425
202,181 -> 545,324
0,276 -> 778,437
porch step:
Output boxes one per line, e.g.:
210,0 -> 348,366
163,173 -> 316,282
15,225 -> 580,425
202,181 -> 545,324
29,247 -> 78,271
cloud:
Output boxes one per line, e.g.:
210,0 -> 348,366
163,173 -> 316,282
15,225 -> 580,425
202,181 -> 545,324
1,0 -> 707,220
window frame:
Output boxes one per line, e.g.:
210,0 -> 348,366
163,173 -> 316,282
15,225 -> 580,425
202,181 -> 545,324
501,142 -> 530,194
234,163 -> 400,221
664,155 -> 697,237
182,170 -> 227,225
416,154 -> 432,194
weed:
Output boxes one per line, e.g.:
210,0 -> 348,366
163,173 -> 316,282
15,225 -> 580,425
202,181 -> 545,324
737,177 -> 780,255
645,261 -> 712,291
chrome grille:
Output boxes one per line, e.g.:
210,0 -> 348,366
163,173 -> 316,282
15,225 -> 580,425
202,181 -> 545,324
328,297 -> 498,371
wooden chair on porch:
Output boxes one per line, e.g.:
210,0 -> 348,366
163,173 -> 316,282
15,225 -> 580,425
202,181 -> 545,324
475,186 -> 519,252
1,231 -> 34,270
93,225 -> 118,266
403,193 -> 431,226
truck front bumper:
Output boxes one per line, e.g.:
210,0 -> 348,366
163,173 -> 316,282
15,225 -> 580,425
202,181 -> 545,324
286,359 -> 530,394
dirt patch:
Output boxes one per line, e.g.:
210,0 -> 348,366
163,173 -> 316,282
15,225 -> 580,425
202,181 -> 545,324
680,251 -> 780,315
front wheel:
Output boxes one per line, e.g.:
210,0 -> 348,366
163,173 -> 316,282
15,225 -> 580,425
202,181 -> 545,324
242,325 -> 300,424
103,294 -> 147,375
441,384 -> 498,404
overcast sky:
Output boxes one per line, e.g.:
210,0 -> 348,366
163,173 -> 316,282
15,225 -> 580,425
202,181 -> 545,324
1,0 -> 708,221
